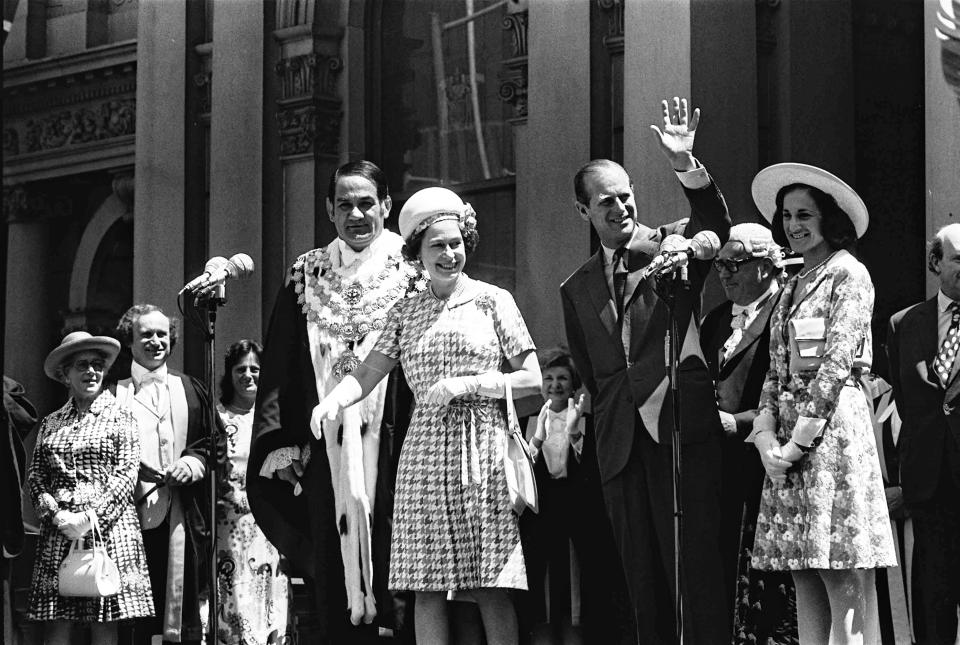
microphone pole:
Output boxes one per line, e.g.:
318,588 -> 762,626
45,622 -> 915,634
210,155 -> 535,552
648,229 -> 719,643
193,282 -> 225,645
653,270 -> 685,644
181,252 -> 252,643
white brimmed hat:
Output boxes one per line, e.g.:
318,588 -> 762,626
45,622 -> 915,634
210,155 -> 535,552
751,163 -> 869,239
398,187 -> 471,241
44,331 -> 120,380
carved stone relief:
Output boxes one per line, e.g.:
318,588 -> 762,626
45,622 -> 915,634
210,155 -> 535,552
499,10 -> 528,123
4,62 -> 136,159
275,52 -> 343,158
3,185 -> 73,222
598,0 -> 624,51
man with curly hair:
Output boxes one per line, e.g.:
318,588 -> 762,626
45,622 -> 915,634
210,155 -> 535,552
114,304 -> 223,645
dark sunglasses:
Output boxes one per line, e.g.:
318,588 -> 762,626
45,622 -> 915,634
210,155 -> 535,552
712,257 -> 761,273
72,359 -> 106,372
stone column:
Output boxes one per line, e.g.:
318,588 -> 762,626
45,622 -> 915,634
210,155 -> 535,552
926,0 -> 960,296
208,0 -> 264,346
517,0 -> 591,347
133,0 -> 186,367
623,0 -> 693,228
272,3 -> 344,270
3,186 -> 59,416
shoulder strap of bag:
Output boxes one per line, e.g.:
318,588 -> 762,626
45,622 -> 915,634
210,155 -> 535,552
504,376 -> 519,435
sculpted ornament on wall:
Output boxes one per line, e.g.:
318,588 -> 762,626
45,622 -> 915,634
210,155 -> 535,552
499,10 -> 528,123
7,99 -> 136,156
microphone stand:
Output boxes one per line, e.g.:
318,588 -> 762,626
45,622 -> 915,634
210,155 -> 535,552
651,267 -> 689,644
191,283 -> 225,645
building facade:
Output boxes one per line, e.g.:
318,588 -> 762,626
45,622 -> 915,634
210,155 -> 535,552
4,0 -> 958,642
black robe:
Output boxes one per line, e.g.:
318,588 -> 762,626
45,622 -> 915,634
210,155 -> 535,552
247,268 -> 414,643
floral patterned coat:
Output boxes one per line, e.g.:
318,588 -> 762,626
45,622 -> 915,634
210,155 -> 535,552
751,250 -> 896,570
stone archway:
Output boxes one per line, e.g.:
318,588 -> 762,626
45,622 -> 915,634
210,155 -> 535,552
63,175 -> 134,335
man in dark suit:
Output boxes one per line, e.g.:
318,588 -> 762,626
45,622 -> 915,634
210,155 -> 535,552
114,304 -> 222,645
560,97 -> 730,644
888,223 -> 960,645
700,223 -> 797,644
2,376 -> 36,642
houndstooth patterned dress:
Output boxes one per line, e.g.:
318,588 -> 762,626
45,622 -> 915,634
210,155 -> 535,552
374,276 -> 535,592
26,390 -> 154,621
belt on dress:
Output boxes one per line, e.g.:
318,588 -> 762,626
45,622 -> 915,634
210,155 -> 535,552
443,398 -> 487,489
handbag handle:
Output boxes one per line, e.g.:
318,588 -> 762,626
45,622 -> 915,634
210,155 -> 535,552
64,513 -> 104,558
503,375 -> 520,436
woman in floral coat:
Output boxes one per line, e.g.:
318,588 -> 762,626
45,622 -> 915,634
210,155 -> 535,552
748,164 -> 896,645
27,331 -> 153,645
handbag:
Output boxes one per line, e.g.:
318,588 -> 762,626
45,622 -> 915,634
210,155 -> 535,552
502,376 -> 539,515
57,518 -> 121,597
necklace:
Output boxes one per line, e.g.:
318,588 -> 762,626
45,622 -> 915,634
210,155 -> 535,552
226,401 -> 253,415
797,251 -> 837,280
293,245 -> 424,342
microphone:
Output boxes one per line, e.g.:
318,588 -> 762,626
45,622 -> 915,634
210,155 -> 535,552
638,234 -> 688,278
180,256 -> 229,294
640,230 -> 722,279
179,253 -> 255,294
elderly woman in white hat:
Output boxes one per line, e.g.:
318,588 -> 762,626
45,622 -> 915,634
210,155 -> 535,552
314,186 -> 541,645
26,331 -> 153,644
748,164 -> 896,644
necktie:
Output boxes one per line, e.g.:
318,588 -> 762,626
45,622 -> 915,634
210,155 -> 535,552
612,247 -> 628,321
934,302 -> 960,387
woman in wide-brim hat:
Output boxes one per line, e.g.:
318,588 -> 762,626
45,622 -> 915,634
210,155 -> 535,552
313,186 -> 543,645
748,164 -> 897,644
27,331 -> 153,643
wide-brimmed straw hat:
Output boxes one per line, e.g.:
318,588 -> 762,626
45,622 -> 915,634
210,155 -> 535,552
43,331 -> 120,380
751,163 -> 869,239
398,187 -> 472,241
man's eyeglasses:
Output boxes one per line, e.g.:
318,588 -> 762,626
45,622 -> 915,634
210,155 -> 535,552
712,257 -> 760,273
71,359 -> 106,372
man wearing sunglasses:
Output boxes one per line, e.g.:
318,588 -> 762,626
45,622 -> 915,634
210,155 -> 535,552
700,222 -> 796,643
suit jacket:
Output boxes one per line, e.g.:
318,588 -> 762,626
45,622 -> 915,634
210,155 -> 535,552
701,289 -> 781,432
561,178 -> 730,482
2,376 -> 37,561
112,371 -> 220,566
888,296 -> 960,505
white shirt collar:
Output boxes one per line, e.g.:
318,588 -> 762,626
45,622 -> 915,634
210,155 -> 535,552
337,238 -> 375,269
131,361 -> 168,387
731,281 -> 779,317
938,290 -> 958,314
601,244 -> 617,265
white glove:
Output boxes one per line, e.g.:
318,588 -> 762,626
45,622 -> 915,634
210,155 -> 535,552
718,411 -> 738,438
55,510 -> 93,540
312,376 -> 363,438
422,376 -> 479,405
755,430 -> 789,483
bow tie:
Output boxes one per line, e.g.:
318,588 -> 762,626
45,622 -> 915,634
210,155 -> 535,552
341,245 -> 370,269
140,372 -> 165,386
